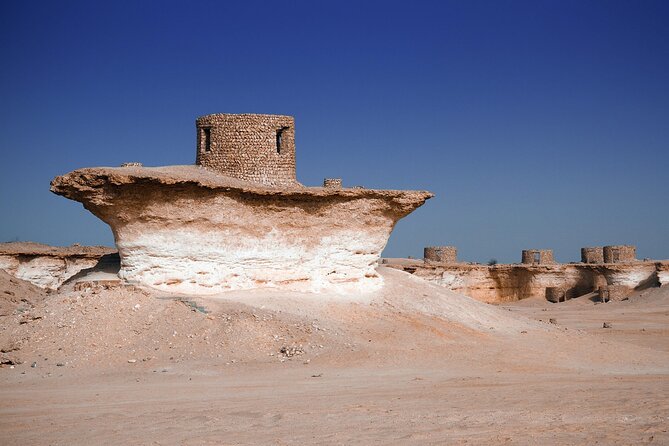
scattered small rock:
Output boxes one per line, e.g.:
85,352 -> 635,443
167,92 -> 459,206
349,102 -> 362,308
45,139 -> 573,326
56,362 -> 65,367
19,315 -> 42,325
0,354 -> 19,366
311,373 -> 322,378
603,322 -> 612,329
127,359 -> 137,363
31,361 -> 37,368
549,318 -> 557,325
1,343 -> 19,353
280,345 -> 304,357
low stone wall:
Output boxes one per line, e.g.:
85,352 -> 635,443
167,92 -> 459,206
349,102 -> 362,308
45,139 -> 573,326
599,285 -> 632,302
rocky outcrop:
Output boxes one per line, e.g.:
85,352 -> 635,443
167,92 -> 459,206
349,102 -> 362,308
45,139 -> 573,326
0,242 -> 117,290
388,260 -> 668,303
657,263 -> 669,287
50,166 -> 432,294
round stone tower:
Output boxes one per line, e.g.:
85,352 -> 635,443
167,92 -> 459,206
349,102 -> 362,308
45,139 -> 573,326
581,246 -> 604,263
521,249 -> 555,265
603,245 -> 636,263
195,113 -> 297,187
424,246 -> 457,263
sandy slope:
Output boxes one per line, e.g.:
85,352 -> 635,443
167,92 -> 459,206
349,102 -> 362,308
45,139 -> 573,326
1,267 -> 668,445
0,270 -> 46,317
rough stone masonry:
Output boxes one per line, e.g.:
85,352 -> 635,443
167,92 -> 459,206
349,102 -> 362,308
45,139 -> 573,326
195,113 -> 298,187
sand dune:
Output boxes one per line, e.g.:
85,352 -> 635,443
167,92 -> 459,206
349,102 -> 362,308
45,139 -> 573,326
1,267 -> 668,444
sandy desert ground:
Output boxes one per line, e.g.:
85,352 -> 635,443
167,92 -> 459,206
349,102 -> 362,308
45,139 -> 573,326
1,267 -> 668,445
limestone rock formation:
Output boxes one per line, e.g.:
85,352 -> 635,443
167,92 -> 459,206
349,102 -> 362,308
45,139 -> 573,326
388,260 -> 668,303
657,263 -> 669,287
51,166 -> 432,294
0,242 -> 116,290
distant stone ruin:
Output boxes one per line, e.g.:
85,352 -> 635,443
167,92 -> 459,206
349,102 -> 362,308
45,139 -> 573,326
603,245 -> 636,263
521,249 -> 555,265
581,245 -> 636,264
424,246 -> 457,264
323,178 -> 343,189
581,247 -> 604,263
545,287 -> 567,303
599,284 -> 632,302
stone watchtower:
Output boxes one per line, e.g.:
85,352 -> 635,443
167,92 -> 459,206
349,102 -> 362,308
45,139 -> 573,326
581,247 -> 604,263
521,249 -> 555,265
424,246 -> 458,263
603,245 -> 636,263
195,113 -> 297,187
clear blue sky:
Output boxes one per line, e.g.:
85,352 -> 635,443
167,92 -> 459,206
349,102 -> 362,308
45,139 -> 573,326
1,0 -> 668,263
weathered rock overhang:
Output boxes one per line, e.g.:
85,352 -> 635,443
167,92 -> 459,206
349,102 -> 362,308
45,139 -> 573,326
0,242 -> 117,290
50,165 -> 433,294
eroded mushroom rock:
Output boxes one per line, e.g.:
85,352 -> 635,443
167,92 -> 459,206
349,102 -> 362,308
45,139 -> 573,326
51,114 -> 432,294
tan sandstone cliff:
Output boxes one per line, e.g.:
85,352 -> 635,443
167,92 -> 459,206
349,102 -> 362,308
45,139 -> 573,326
387,260 -> 667,303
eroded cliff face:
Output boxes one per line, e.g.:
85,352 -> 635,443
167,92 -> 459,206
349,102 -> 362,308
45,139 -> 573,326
0,242 -> 117,290
404,261 -> 667,303
50,166 -> 432,295
658,263 -> 669,287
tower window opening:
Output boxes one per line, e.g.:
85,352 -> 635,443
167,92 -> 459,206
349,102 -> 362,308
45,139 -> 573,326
276,127 -> 289,154
533,252 -> 541,263
203,128 -> 211,152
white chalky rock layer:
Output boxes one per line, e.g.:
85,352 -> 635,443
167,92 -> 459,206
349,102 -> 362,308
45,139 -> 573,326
51,166 -> 432,295
0,243 -> 116,290
0,255 -> 100,289
657,264 -> 669,287
604,264 -> 659,288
